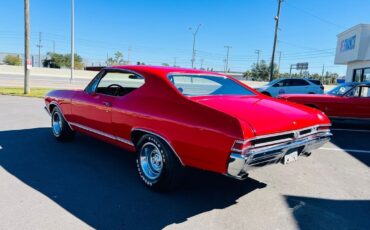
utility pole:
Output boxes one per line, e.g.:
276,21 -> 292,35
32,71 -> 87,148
189,24 -> 201,69
36,32 -> 42,67
70,0 -> 74,82
224,45 -> 232,73
200,58 -> 204,69
277,51 -> 282,71
321,64 -> 325,83
255,49 -> 261,67
24,0 -> 30,94
269,0 -> 283,81
127,46 -> 131,64
255,50 -> 261,79
173,57 -> 177,67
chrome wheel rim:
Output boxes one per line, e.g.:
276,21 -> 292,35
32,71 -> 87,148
140,142 -> 163,180
52,112 -> 62,137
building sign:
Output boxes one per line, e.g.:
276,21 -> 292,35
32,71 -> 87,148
340,35 -> 356,52
296,62 -> 308,70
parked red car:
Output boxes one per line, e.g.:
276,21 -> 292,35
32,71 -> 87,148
44,66 -> 332,190
279,82 -> 370,121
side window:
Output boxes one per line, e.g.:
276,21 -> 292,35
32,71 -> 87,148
346,86 -> 360,97
360,86 -> 370,97
95,71 -> 145,96
273,79 -> 289,87
292,79 -> 309,86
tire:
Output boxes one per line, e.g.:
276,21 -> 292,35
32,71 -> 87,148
51,107 -> 75,141
262,91 -> 271,97
136,134 -> 183,191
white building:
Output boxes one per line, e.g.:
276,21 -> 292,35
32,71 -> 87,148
334,24 -> 370,82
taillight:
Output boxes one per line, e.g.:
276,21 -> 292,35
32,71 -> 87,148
231,140 -> 252,155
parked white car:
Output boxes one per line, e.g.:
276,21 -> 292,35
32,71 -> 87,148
255,78 -> 324,97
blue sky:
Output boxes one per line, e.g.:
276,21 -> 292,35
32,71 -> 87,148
0,0 -> 369,75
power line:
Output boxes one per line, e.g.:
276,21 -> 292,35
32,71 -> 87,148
285,2 -> 346,29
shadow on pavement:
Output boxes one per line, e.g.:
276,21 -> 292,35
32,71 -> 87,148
285,195 -> 370,230
0,128 -> 266,229
330,122 -> 370,167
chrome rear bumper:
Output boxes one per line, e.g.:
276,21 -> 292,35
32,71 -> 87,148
226,132 -> 332,179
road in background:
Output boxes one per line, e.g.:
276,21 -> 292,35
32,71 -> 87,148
0,95 -> 369,230
0,72 -> 336,91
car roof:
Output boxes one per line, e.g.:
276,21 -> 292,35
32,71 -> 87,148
104,65 -> 226,80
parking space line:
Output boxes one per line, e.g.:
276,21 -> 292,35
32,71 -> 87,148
331,128 -> 370,133
320,147 -> 370,154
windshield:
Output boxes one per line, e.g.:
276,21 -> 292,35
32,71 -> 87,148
168,74 -> 256,96
327,84 -> 354,96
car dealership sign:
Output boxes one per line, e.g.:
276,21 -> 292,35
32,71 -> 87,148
340,35 -> 356,52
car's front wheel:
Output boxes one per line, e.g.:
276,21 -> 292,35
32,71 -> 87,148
51,107 -> 75,141
136,134 -> 183,191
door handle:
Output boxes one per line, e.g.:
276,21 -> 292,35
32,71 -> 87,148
102,101 -> 111,107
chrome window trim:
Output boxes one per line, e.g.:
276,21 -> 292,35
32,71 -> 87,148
69,122 -> 134,146
89,67 -> 146,95
131,128 -> 185,166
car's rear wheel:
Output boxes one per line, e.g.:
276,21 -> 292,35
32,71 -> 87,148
262,91 -> 271,96
51,107 -> 75,141
136,134 -> 183,191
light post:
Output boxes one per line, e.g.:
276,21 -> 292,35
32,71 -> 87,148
189,24 -> 201,69
70,0 -> 74,82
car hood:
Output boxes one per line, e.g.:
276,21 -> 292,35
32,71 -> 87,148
191,96 -> 328,137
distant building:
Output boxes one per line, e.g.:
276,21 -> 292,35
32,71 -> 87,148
335,24 -> 370,82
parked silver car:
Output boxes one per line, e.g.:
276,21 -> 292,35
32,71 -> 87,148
255,78 -> 324,97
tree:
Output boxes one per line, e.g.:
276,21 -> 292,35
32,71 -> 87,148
106,51 -> 125,66
4,54 -> 22,66
43,52 -> 84,69
250,60 -> 278,81
162,63 -> 170,66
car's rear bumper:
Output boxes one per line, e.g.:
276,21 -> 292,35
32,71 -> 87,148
226,131 -> 332,179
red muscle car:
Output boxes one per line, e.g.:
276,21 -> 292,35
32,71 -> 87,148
44,66 -> 332,190
279,82 -> 370,121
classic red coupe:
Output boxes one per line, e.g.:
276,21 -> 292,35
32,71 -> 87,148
44,66 -> 332,190
279,82 -> 370,121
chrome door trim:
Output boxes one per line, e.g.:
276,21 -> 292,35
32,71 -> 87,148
70,122 -> 134,146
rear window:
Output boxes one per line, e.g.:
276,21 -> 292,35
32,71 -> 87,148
168,74 -> 255,96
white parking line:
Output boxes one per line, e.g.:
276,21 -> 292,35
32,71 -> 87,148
331,128 -> 370,133
320,147 -> 370,154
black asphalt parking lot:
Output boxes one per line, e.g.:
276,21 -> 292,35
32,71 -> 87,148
0,95 -> 369,230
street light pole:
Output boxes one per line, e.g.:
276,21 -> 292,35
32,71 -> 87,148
70,0 -> 74,82
224,45 -> 232,73
24,0 -> 30,94
190,24 -> 201,69
269,0 -> 283,81
36,32 -> 42,67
